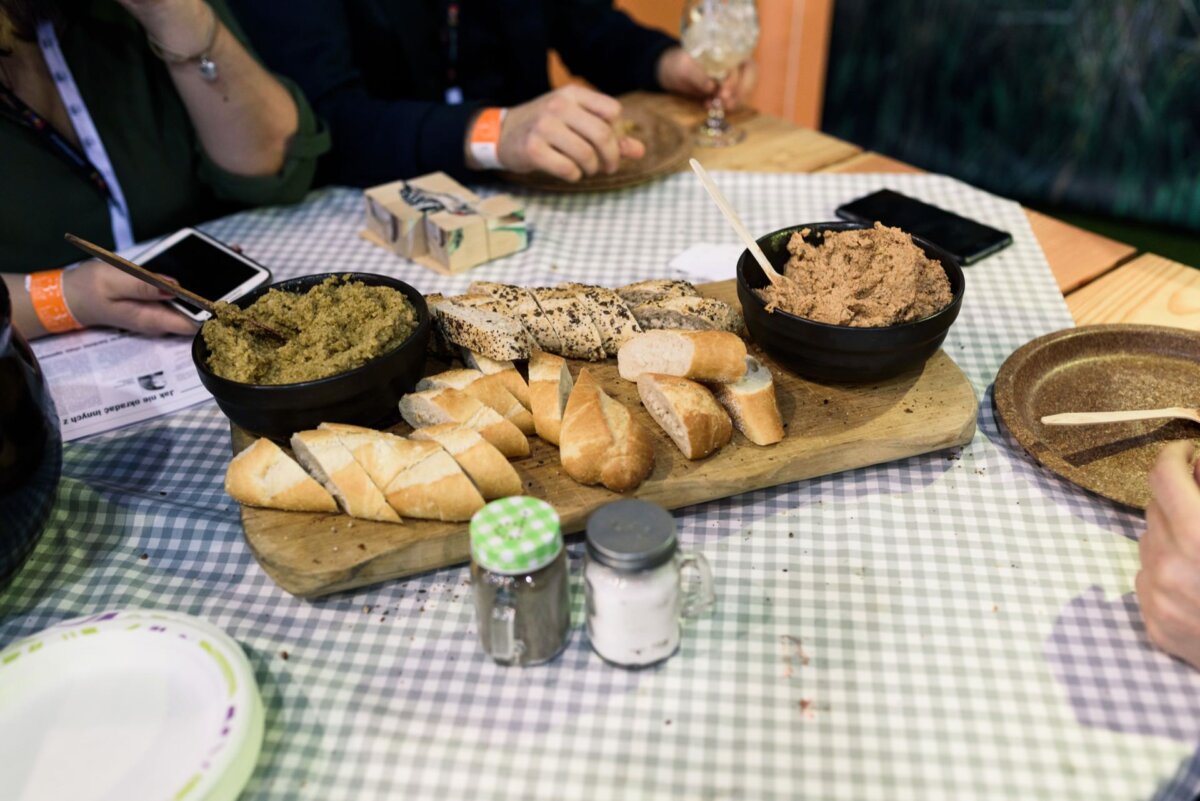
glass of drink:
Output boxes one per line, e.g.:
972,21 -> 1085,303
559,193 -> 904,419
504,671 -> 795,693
680,0 -> 760,147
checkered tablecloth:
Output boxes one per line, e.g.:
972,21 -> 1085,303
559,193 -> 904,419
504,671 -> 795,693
3,172 -> 1198,801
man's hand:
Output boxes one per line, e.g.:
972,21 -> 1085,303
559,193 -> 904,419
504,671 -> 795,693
1136,441 -> 1200,669
493,86 -> 645,182
656,46 -> 757,110
64,260 -> 197,337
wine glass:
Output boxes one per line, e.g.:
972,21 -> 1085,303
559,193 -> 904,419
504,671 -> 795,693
680,0 -> 759,147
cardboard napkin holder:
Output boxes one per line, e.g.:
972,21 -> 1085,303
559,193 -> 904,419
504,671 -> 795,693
363,172 -> 528,274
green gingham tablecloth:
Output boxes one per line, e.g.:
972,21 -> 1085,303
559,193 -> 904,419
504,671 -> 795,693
3,172 -> 1198,800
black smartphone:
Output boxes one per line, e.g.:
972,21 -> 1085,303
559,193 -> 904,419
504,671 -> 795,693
836,189 -> 1013,265
134,228 -> 272,321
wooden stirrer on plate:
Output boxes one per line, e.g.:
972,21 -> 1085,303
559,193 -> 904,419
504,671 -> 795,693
1041,407 -> 1200,426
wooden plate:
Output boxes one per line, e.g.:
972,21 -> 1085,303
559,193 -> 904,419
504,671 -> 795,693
993,324 -> 1200,509
499,96 -> 690,193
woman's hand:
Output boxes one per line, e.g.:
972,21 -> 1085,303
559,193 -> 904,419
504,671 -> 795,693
63,260 -> 198,337
656,47 -> 757,110
111,0 -> 213,57
492,86 -> 645,182
1137,441 -> 1200,670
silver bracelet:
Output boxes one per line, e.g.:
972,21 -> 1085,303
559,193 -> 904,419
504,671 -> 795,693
146,2 -> 220,82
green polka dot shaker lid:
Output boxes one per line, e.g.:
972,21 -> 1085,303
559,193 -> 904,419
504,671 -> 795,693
470,496 -> 562,575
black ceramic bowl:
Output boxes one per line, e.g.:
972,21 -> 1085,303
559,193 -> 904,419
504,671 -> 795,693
736,222 -> 965,382
193,273 -> 431,440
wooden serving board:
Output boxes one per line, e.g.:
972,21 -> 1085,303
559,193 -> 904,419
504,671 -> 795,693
233,281 -> 978,598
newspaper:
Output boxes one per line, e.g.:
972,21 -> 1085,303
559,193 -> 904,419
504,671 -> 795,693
30,329 -> 211,442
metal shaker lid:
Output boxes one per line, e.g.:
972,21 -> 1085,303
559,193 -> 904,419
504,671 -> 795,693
585,500 -> 677,572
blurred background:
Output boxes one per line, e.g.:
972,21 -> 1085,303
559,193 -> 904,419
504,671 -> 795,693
553,0 -> 1200,268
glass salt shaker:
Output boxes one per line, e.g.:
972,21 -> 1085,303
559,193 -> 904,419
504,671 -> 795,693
584,500 -> 715,668
470,497 -> 571,666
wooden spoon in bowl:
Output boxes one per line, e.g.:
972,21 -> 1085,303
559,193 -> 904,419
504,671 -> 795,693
64,233 -> 288,342
689,158 -> 784,285
1041,407 -> 1200,427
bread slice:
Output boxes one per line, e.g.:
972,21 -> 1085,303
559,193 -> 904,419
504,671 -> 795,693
410,423 -> 523,500
559,368 -> 655,492
417,368 -> 534,434
225,438 -> 338,513
535,295 -> 606,361
528,349 -> 574,446
432,300 -> 531,361
468,281 -> 535,313
637,374 -> 732,459
460,350 -> 531,409
422,293 -> 458,360
383,446 -> 486,521
399,387 -> 530,458
617,330 -> 748,383
617,278 -> 699,307
571,285 -> 643,356
632,296 -> 745,334
708,355 -> 785,446
289,430 -> 402,523
513,295 -> 562,353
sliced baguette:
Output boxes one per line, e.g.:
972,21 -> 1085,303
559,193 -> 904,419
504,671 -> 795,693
410,423 -> 523,500
632,296 -> 745,334
432,300 -> 531,361
617,278 -> 699,307
417,368 -> 534,434
290,430 -> 402,523
225,438 -> 338,513
528,349 -> 574,446
468,281 -> 535,313
617,330 -> 747,383
708,355 -> 785,446
399,387 -> 530,458
460,350 -> 531,409
383,446 -> 486,521
559,368 -> 655,492
571,285 -> 643,356
636,374 -> 732,459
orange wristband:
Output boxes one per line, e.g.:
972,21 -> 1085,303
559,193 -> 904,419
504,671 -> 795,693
28,269 -> 83,334
469,107 -> 506,170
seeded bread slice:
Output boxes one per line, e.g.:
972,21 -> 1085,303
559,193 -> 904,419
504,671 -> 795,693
535,296 -> 606,361
432,301 -> 532,361
571,285 -> 643,356
617,279 -> 699,307
631,296 -> 745,334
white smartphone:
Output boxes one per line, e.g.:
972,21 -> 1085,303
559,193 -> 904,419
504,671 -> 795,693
133,228 -> 272,322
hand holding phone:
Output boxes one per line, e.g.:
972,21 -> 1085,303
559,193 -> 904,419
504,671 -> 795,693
836,189 -> 1012,265
134,228 -> 272,322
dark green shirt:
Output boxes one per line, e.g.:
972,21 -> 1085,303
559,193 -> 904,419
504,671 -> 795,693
0,0 -> 329,273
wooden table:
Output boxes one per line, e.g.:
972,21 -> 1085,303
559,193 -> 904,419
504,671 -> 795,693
646,94 -> 1197,332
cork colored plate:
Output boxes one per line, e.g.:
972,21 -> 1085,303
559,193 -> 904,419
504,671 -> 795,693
499,96 -> 690,193
993,324 -> 1200,509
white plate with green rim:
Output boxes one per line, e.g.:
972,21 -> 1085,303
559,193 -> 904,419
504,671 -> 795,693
0,610 -> 264,801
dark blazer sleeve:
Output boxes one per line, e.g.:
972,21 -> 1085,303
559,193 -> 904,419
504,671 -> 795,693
229,0 -> 480,187
547,0 -> 679,96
